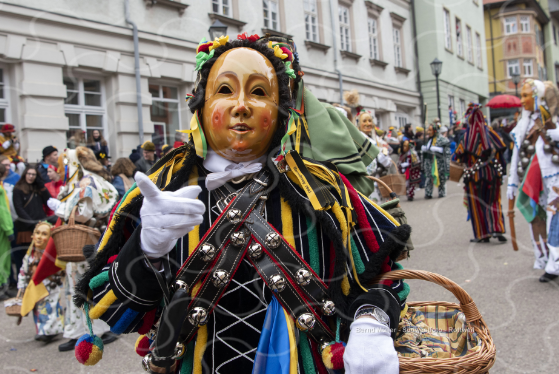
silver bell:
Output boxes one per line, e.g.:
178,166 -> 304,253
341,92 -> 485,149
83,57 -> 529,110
141,353 -> 153,372
520,151 -> 527,158
517,166 -> 525,177
269,274 -> 286,292
552,154 -> 559,165
544,143 -> 553,154
295,268 -> 312,286
522,139 -> 530,149
230,229 -> 249,247
322,300 -> 336,316
188,307 -> 209,326
227,208 -> 242,224
212,269 -> 230,288
296,313 -> 316,331
265,232 -> 281,249
248,243 -> 263,260
526,145 -> 535,155
521,157 -> 530,168
172,342 -> 187,360
200,243 -> 217,262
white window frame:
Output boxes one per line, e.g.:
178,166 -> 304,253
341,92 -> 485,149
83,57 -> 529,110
456,18 -> 463,57
263,0 -> 280,31
339,5 -> 351,52
395,113 -> 408,129
304,0 -> 318,42
507,59 -> 520,78
466,25 -> 473,64
443,9 -> 452,50
448,95 -> 455,111
475,32 -> 482,69
0,66 -> 10,126
520,16 -> 530,33
523,59 -> 533,77
505,16 -> 517,35
63,76 -> 107,146
149,84 -> 182,147
393,27 -> 402,67
212,0 -> 231,17
368,17 -> 379,60
460,99 -> 466,117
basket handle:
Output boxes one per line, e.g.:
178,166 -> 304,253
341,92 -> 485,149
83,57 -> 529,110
68,205 -> 78,226
372,269 -> 483,323
365,176 -> 398,200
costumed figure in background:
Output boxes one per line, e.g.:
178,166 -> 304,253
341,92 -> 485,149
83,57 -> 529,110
421,122 -> 451,199
17,222 -> 64,343
0,124 -> 25,175
507,80 -> 559,282
398,138 -> 421,201
73,35 -> 412,374
454,105 -> 507,243
52,146 -> 119,351
357,111 -> 392,176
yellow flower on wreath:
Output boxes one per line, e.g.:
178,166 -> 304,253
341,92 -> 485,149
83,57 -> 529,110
209,35 -> 229,51
273,45 -> 288,59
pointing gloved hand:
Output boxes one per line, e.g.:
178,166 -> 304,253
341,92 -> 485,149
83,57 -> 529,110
136,172 -> 205,259
506,185 -> 517,201
343,317 -> 399,374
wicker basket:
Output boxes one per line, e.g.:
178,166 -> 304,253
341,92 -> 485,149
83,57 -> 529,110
374,270 -> 496,374
51,206 -> 100,262
4,290 -> 22,317
449,162 -> 465,183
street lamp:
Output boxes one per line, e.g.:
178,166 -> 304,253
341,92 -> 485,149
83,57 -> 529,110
208,19 -> 228,41
511,72 -> 521,97
430,58 -> 443,120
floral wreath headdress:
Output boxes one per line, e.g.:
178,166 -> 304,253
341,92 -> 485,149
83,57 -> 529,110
179,33 -> 302,160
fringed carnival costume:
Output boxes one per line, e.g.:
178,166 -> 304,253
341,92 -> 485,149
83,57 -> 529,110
421,123 -> 451,199
73,35 -> 411,373
398,138 -> 421,201
507,80 -> 559,281
454,105 -> 507,242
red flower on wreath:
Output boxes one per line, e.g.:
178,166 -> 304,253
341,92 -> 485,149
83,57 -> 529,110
280,47 -> 293,62
197,42 -> 212,54
237,32 -> 260,42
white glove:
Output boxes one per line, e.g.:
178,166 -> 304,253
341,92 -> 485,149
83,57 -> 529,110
546,127 -> 559,142
2,140 -> 11,149
421,145 -> 427,152
47,198 -> 61,212
14,142 -> 20,151
430,146 -> 444,153
507,185 -> 517,201
400,162 -> 410,168
344,317 -> 399,374
136,172 -> 205,258
377,153 -> 392,168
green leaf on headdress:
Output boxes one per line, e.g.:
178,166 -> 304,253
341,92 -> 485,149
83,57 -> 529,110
195,49 -> 215,71
284,61 -> 296,79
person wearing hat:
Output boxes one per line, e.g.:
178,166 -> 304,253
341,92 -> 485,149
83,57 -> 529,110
37,146 -> 58,183
0,124 -> 25,175
161,144 -> 172,157
134,141 -> 158,174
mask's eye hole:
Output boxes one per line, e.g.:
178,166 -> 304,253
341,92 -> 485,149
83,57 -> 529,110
218,85 -> 232,94
252,88 -> 266,97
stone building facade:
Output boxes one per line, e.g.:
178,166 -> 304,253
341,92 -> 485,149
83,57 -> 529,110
0,0 -> 421,161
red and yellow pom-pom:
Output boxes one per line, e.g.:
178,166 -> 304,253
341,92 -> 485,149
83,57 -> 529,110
322,342 -> 346,370
75,334 -> 104,366
135,335 -> 151,357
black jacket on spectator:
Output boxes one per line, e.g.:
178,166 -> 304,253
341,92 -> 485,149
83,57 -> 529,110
13,185 -> 51,235
36,163 -> 50,183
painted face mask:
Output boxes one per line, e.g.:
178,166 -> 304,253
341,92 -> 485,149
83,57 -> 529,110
202,48 -> 280,163
32,223 -> 52,250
